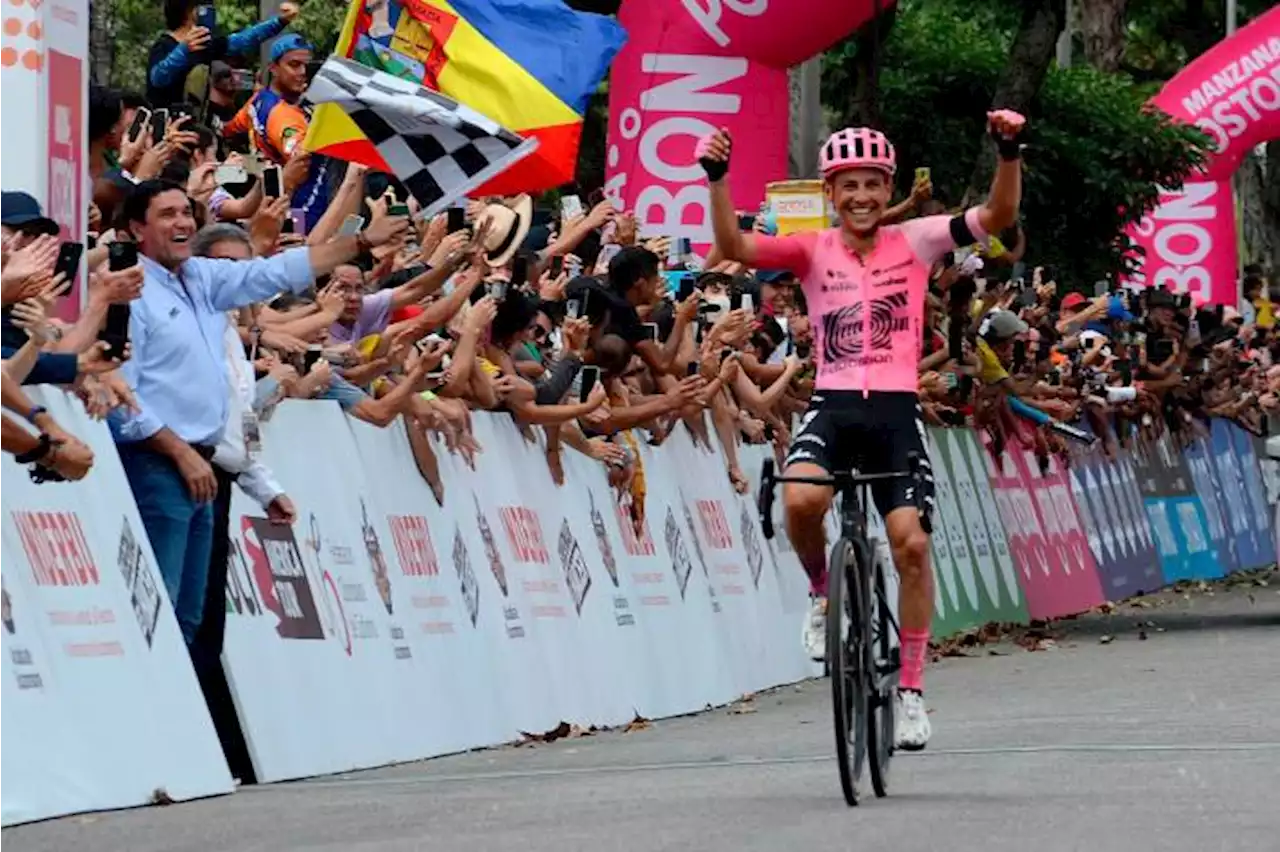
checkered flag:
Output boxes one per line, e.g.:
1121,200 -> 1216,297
304,56 -> 538,218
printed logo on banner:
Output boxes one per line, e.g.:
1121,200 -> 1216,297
556,520 -> 593,616
2,579 -> 44,690
450,527 -> 480,627
616,501 -> 657,557
243,516 -> 326,641
473,494 -> 509,597
12,509 -> 99,587
680,496 -> 720,611
359,499 -> 394,616
116,518 -> 161,648
695,500 -> 734,550
388,514 -> 438,577
664,507 -> 693,600
588,490 -> 620,586
739,502 -> 764,589
499,506 -> 550,564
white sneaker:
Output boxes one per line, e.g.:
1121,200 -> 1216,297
895,690 -> 932,751
802,597 -> 827,662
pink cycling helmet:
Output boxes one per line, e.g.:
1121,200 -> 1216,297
819,127 -> 896,179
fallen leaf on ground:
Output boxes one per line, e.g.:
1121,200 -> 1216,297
150,788 -> 175,806
1099,634 -> 1115,645
623,716 -> 651,733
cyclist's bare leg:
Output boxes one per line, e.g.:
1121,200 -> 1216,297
884,506 -> 932,691
782,462 -> 835,595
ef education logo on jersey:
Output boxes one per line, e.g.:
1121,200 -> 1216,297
822,291 -> 912,364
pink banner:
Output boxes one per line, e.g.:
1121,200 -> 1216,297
604,1 -> 886,245
985,434 -> 1105,620
1125,7 -> 1280,306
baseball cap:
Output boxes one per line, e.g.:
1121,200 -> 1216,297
979,309 -> 1028,341
756,269 -> 795,285
1060,292 -> 1086,312
210,60 -> 234,83
1106,294 -> 1134,323
1,191 -> 59,236
269,34 -> 313,64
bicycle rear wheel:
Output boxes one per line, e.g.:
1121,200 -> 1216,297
867,552 -> 899,798
827,537 -> 869,806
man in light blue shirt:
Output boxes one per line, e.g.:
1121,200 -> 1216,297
108,179 -> 408,644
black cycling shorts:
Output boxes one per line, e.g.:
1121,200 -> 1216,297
784,391 -> 935,532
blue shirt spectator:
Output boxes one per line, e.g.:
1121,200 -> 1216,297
107,178 -> 409,645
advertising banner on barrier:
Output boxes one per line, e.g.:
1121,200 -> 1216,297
218,402 -> 814,783
1069,437 -> 1161,598
1,391 -> 233,826
983,433 -> 1104,620
927,429 -> 1027,636
1131,434 -> 1218,581
1224,421 -> 1274,571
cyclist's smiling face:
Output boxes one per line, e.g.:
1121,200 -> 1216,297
826,168 -> 892,235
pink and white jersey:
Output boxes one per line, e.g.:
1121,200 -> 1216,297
753,210 -> 986,394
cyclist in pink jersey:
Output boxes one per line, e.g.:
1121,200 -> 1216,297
697,111 -> 1026,751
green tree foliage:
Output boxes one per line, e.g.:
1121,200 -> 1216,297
824,0 -> 1212,287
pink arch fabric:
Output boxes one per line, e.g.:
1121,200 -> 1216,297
603,1 -> 891,247
1125,6 -> 1280,306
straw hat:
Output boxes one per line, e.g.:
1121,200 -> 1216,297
474,194 -> 532,268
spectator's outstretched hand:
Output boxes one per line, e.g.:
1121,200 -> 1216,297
10,297 -> 57,346
47,435 -> 95,482
92,263 -> 143,305
2,235 -> 59,304
77,340 -> 129,375
278,2 -> 300,22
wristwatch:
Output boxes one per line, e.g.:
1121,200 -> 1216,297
24,405 -> 47,424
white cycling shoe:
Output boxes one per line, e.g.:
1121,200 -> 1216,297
895,689 -> 932,751
802,596 -> 827,662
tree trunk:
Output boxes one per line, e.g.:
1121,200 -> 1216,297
845,5 -> 897,130
1079,0 -> 1127,72
789,57 -> 827,179
89,0 -> 114,85
962,0 -> 1065,206
1262,142 -> 1280,276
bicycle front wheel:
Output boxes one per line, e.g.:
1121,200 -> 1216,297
827,537 -> 868,806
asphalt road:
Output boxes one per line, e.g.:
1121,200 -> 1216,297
7,579 -> 1280,852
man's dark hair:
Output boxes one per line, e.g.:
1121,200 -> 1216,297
594,333 -> 632,376
89,85 -> 122,143
1244,274 -> 1263,298
491,291 -> 538,344
607,246 -> 659,294
119,91 -> 149,111
164,0 -> 198,30
122,179 -> 188,228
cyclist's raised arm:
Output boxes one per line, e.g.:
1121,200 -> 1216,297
698,129 -> 755,265
698,129 -> 811,277
974,110 -> 1025,240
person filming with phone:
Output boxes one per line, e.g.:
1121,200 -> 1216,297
697,108 -> 1025,751
106,178 -> 409,647
147,1 -> 299,112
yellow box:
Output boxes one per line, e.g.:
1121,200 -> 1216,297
766,180 -> 830,235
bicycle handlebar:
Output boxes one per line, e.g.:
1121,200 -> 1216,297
755,452 -> 927,540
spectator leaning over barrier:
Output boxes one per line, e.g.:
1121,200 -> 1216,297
107,178 -> 409,645
147,1 -> 297,111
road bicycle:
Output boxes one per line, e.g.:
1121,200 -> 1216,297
757,454 -> 926,805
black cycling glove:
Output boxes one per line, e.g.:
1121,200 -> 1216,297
991,125 -> 1024,161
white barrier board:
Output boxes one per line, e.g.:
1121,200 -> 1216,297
1,390 -> 234,826
220,402 -> 814,782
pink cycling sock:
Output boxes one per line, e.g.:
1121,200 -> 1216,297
801,556 -> 827,597
899,629 -> 930,692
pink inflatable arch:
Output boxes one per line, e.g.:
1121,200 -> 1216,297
603,1 -> 890,245
1125,6 -> 1280,305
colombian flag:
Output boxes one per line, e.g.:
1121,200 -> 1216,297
306,0 -> 625,195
